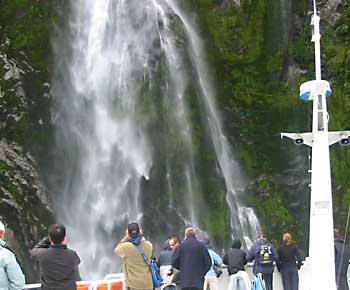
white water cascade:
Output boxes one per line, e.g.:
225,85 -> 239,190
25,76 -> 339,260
51,0 -> 260,278
162,0 -> 260,247
280,0 -> 291,43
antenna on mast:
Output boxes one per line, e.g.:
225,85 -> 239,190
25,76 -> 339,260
311,0 -> 321,80
281,0 -> 350,289
313,0 -> 317,16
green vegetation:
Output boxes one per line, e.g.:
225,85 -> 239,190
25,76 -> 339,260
0,0 -> 56,278
0,0 -> 349,258
181,0 -> 310,247
0,0 -> 57,159
182,0 -> 350,250
322,3 -> 350,236
0,0 -> 56,70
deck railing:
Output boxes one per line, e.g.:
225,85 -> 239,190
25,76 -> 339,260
21,262 -> 350,290
22,273 -> 125,290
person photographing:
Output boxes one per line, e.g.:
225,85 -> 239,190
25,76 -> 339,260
115,222 -> 153,290
30,224 -> 81,290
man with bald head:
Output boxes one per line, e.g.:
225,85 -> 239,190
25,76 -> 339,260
171,227 -> 211,290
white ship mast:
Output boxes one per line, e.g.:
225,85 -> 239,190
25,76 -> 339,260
281,1 -> 350,289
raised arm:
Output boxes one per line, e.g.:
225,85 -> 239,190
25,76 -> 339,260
114,236 -> 129,258
30,236 -> 51,259
246,244 -> 256,262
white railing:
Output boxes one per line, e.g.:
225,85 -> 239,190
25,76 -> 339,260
22,263 -> 350,290
220,261 -> 350,290
22,284 -> 41,289
22,274 -> 125,290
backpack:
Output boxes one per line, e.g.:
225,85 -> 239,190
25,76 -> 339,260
258,245 -> 272,265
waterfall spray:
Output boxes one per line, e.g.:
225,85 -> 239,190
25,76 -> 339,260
51,0 -> 260,278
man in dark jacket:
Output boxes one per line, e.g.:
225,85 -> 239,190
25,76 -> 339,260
158,239 -> 176,290
169,236 -> 181,289
223,239 -> 251,290
223,239 -> 250,290
158,240 -> 173,267
334,228 -> 350,290
171,227 -> 211,290
30,224 -> 81,290
246,234 -> 278,290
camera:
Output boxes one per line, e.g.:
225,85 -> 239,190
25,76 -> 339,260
294,137 -> 304,145
340,137 -> 350,146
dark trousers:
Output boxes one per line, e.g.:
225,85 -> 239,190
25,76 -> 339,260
281,266 -> 299,290
337,276 -> 350,290
262,273 -> 273,290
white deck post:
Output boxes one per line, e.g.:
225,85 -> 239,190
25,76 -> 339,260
281,1 -> 350,289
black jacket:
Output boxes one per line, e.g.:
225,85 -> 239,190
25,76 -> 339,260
223,248 -> 247,275
158,249 -> 173,266
277,241 -> 302,270
30,237 -> 81,290
171,236 -> 211,289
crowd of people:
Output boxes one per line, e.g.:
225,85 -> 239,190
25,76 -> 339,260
0,220 -> 349,290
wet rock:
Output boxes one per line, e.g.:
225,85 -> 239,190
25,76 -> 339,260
318,0 -> 343,24
286,64 -> 307,84
0,140 -> 54,282
218,0 -> 240,7
0,34 -> 54,283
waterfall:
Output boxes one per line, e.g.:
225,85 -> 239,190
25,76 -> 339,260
51,0 -> 260,279
280,0 -> 292,44
162,0 -> 260,248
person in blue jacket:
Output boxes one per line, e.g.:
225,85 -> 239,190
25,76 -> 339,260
203,237 -> 222,290
171,227 -> 211,290
246,234 -> 278,290
0,221 -> 25,290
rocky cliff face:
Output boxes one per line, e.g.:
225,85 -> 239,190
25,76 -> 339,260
0,140 -> 54,282
0,0 -> 56,281
0,0 -> 349,281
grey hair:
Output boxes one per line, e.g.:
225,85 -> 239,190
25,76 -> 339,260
185,227 -> 196,238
